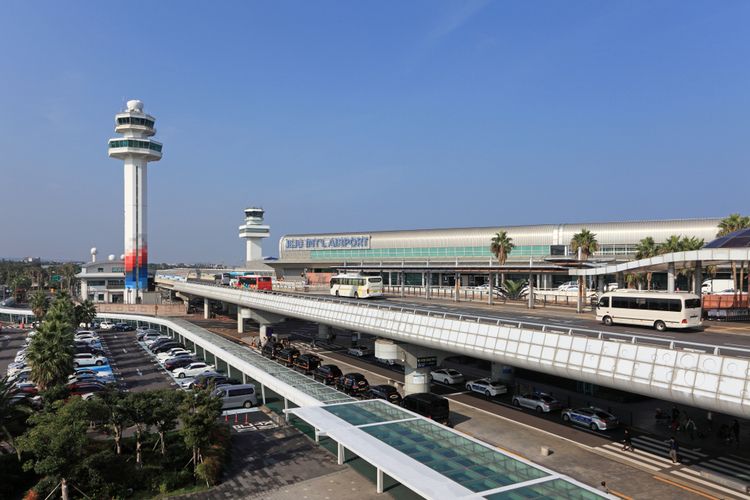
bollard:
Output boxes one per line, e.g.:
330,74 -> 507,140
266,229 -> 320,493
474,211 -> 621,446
224,414 -> 229,422
244,413 -> 249,425
235,414 -> 239,424
540,446 -> 552,456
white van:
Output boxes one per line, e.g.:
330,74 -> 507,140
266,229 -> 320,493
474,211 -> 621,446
212,384 -> 257,409
596,291 -> 702,331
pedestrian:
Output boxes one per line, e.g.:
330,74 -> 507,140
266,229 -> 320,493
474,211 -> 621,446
622,428 -> 634,451
598,481 -> 610,494
684,416 -> 696,441
667,436 -> 679,464
731,419 -> 740,447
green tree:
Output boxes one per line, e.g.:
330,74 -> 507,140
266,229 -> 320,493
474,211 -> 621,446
501,279 -> 526,300
126,392 -> 155,467
635,237 -> 658,290
180,389 -> 223,477
570,229 -> 598,310
26,294 -> 76,390
59,263 -> 80,295
0,375 -> 32,460
89,389 -> 131,455
490,231 -> 515,285
151,390 -> 184,456
28,290 -> 50,322
74,300 -> 97,328
17,398 -> 93,500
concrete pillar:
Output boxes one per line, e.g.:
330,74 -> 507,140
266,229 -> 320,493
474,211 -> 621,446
203,298 -> 209,319
667,262 -> 676,292
317,323 -> 330,341
597,276 -> 605,294
352,331 -> 361,346
237,308 -> 244,334
259,324 -> 269,345
488,272 -> 494,305
400,271 -> 405,298
527,273 -> 535,309
616,272 -> 625,289
491,362 -> 515,386
454,272 -> 460,302
377,468 -> 384,494
693,261 -> 703,294
426,271 -> 431,299
315,429 -> 320,443
337,442 -> 344,465
261,384 -> 266,405
284,397 -> 289,421
242,372 -> 247,384
401,344 -> 437,395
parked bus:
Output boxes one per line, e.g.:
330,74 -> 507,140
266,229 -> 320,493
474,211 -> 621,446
330,274 -> 383,299
596,291 -> 702,331
235,275 -> 273,291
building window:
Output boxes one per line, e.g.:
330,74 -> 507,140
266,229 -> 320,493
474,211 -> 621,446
97,294 -> 105,302
97,267 -> 104,272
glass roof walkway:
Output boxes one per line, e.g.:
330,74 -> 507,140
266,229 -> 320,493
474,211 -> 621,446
288,400 -> 609,499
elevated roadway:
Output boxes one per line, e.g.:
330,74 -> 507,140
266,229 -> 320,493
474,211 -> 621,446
156,277 -> 750,419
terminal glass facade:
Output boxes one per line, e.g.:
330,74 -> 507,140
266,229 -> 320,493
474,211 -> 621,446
311,245 -> 551,260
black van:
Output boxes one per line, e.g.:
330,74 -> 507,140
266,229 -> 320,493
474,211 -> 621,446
401,393 -> 450,426
276,347 -> 300,366
261,342 -> 283,359
293,353 -> 321,373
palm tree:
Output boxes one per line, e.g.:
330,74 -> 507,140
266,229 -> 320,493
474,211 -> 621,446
29,290 -> 49,322
0,375 -> 32,460
657,235 -> 683,255
635,237 -> 658,290
570,229 -> 598,310
490,231 -> 515,286
26,294 -> 75,390
717,214 -> 750,302
60,263 -> 80,295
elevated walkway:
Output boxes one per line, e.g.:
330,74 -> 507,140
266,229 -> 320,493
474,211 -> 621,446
154,278 -> 750,419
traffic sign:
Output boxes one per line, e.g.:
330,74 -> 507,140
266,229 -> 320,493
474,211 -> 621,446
416,356 -> 437,368
51,275 -> 62,282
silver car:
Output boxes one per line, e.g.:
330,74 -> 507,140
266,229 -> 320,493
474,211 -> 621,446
512,393 -> 562,413
212,384 -> 257,409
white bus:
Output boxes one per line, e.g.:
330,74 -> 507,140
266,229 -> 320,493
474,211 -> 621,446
596,291 -> 702,331
330,274 -> 383,299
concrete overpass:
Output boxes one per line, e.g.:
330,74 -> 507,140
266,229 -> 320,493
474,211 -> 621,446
154,277 -> 750,419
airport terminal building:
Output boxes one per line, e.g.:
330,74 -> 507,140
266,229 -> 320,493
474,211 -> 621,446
270,218 -> 722,287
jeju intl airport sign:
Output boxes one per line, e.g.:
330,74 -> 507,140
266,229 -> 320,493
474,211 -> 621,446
285,235 -> 370,250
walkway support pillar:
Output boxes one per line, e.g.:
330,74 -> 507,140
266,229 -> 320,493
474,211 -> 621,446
491,362 -> 515,387
488,272 -> 494,305
400,271 -> 405,298
237,308 -> 245,334
426,271 -> 431,299
401,344 -> 438,395
454,272 -> 460,302
668,262 -> 676,292
616,272 -> 625,289
317,323 -> 330,342
259,324 -> 269,345
337,442 -> 345,465
377,468 -> 384,494
527,273 -> 535,309
203,298 -> 210,319
261,384 -> 266,405
693,261 -> 703,294
284,397 -> 289,421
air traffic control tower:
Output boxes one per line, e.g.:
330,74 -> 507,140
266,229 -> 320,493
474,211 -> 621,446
108,100 -> 163,304
239,207 -> 270,265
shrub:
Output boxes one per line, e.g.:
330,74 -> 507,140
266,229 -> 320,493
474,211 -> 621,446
196,456 -> 222,486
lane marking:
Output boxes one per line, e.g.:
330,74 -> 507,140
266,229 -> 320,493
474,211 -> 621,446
122,348 -> 128,354
669,471 -> 747,499
652,475 -> 720,500
596,447 -> 660,471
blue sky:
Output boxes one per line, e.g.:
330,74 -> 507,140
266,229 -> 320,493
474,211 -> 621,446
1,1 -> 748,264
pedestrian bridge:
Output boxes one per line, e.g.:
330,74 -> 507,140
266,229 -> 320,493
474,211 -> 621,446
154,277 -> 750,419
0,306 -> 607,499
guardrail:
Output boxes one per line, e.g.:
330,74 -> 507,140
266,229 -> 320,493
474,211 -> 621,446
156,277 -> 750,359
382,285 -> 598,308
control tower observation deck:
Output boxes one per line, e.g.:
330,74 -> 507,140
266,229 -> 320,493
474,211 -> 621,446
107,100 -> 163,304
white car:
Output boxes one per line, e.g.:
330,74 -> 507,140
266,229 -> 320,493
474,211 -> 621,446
73,353 -> 108,367
173,362 -> 215,379
512,393 -> 562,413
157,348 -> 192,362
145,335 -> 171,347
99,321 -> 114,330
466,378 -> 508,397
74,333 -> 99,342
347,346 -> 370,357
430,368 -> 465,385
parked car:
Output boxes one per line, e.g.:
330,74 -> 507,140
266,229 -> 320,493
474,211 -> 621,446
276,347 -> 300,365
74,334 -> 100,344
401,393 -> 450,425
99,321 -> 115,330
73,353 -> 108,367
112,322 -> 134,332
14,382 -> 39,395
75,344 -> 105,357
512,393 -> 562,413
313,364 -> 342,385
7,361 -> 27,376
187,372 -> 233,390
562,407 -> 618,431
261,342 -> 283,359
71,368 -> 115,383
293,353 -> 321,373
430,368 -> 465,385
367,384 -> 402,404
140,332 -> 166,343
151,341 -> 183,354
337,373 -> 369,395
465,378 -> 508,397
164,355 -> 197,371
173,362 -> 215,379
136,328 -> 161,341
212,384 -> 257,409
69,382 -> 108,397
557,281 -> 579,292
347,346 -> 370,357
156,348 -> 192,362
146,336 -> 173,349
75,330 -> 99,338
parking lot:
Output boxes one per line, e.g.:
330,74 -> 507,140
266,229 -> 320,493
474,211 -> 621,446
99,329 -> 174,392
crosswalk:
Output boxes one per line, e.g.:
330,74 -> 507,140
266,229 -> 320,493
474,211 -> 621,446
597,435 -> 750,498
